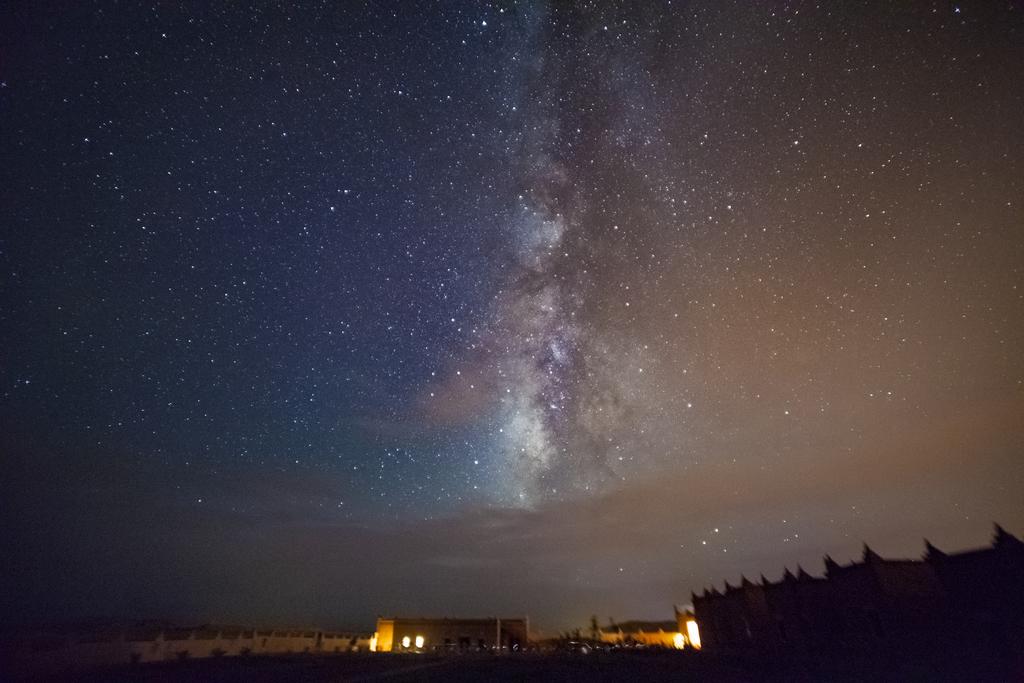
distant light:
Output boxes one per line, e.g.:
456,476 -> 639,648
402,636 -> 411,649
415,635 -> 425,648
686,620 -> 702,650
673,632 -> 685,649
369,634 -> 378,652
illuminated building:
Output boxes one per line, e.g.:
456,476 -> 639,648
674,608 -> 701,649
372,617 -> 528,653
597,620 -> 683,649
691,524 -> 1024,659
686,619 -> 701,649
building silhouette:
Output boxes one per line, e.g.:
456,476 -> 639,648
692,524 -> 1024,660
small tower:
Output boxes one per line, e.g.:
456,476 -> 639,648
992,523 -> 1022,549
923,539 -> 945,561
862,543 -> 881,563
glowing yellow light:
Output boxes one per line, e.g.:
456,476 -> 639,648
414,635 -> 425,649
673,632 -> 685,649
686,620 -> 701,650
369,634 -> 378,652
401,636 -> 411,649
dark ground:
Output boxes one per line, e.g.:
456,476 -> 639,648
33,650 -> 1023,683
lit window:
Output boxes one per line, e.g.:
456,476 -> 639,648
415,635 -> 425,648
401,636 -> 411,648
686,620 -> 701,650
673,632 -> 685,649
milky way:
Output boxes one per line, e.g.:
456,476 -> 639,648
430,6 -> 684,505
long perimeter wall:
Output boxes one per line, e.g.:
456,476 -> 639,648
0,627 -> 373,679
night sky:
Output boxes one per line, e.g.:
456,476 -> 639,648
2,1 -> 1022,633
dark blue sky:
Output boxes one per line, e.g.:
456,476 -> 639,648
4,2 -> 528,512
2,1 -> 1022,632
